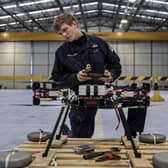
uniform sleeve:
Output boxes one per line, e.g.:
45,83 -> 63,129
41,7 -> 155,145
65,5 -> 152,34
51,50 -> 80,89
100,40 -> 122,81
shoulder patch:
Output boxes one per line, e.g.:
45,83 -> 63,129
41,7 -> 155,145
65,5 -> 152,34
92,44 -> 98,48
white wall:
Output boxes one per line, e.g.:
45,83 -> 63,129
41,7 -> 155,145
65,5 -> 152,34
0,40 -> 167,88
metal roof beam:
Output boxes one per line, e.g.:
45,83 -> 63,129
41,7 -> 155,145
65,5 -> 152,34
55,0 -> 64,13
125,0 -> 145,32
0,5 -> 32,31
31,17 -> 47,32
15,2 -> 47,32
98,0 -> 102,32
77,0 -> 88,32
112,0 -> 122,32
153,18 -> 168,31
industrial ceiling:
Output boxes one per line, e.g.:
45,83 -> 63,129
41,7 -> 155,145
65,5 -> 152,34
0,0 -> 167,32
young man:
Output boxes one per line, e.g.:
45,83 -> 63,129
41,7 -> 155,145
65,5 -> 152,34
51,13 -> 122,138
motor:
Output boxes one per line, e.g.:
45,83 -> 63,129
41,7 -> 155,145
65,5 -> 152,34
62,89 -> 78,103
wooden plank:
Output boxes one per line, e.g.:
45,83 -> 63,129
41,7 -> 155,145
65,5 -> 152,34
19,138 -> 130,168
29,151 -> 56,168
55,152 -> 127,160
56,167 -> 128,168
128,152 -> 152,168
17,137 -> 168,168
56,159 -> 129,167
121,136 -> 139,149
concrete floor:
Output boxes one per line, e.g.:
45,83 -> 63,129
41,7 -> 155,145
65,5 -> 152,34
0,89 -> 168,151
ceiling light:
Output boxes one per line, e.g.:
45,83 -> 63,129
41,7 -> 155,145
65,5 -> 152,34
145,0 -> 168,5
29,8 -> 59,15
0,15 -> 11,19
121,19 -> 128,24
20,0 -> 55,7
2,32 -> 9,37
0,24 -> 6,27
102,3 -> 117,7
4,5 -> 16,9
82,2 -> 98,7
128,0 -> 136,3
145,9 -> 168,16
3,0 -> 55,9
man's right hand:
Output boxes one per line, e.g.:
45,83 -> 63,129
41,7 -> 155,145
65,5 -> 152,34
77,69 -> 91,82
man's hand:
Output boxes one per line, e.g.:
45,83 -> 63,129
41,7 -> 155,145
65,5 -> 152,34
98,69 -> 113,83
77,69 -> 92,82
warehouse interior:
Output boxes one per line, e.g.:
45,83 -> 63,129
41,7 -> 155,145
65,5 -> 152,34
0,0 -> 168,32
0,0 -> 168,168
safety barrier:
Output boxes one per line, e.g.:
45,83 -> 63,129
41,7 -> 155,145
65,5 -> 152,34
150,77 -> 165,102
117,76 -> 167,102
117,76 -> 168,81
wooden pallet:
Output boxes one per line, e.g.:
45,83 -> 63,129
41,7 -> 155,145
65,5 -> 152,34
17,136 -> 168,168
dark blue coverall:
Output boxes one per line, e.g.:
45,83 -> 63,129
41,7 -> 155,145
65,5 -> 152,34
51,33 -> 122,138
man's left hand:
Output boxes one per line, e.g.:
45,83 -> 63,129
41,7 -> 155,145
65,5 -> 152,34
98,69 -> 113,83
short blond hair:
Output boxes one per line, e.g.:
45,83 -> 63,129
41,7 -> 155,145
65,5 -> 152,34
53,12 -> 77,32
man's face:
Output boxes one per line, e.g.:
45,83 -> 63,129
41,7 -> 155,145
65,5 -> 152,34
58,21 -> 78,42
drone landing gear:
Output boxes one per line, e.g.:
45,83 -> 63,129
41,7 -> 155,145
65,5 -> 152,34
42,105 -> 70,157
43,101 -> 141,158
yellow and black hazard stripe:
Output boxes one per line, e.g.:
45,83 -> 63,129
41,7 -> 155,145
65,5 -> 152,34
117,76 -> 153,81
0,75 -> 168,81
157,76 -> 168,81
117,76 -> 168,81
